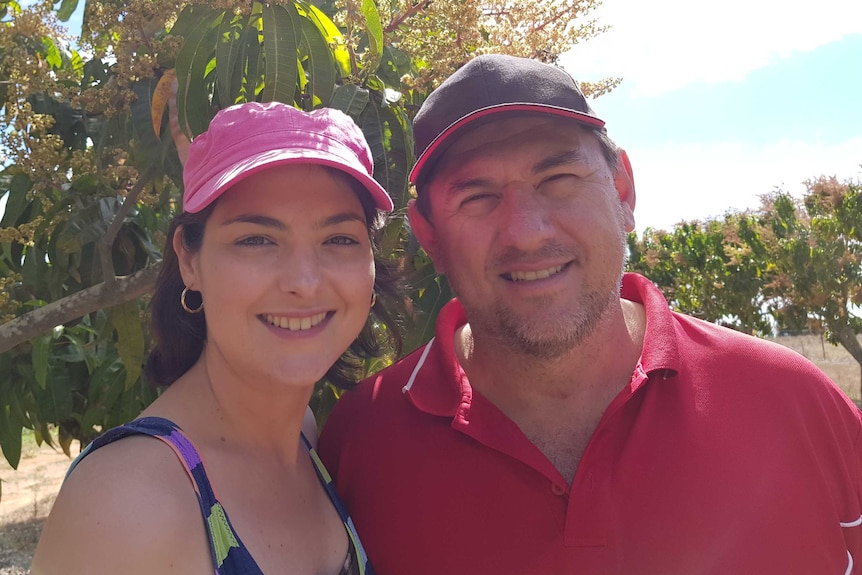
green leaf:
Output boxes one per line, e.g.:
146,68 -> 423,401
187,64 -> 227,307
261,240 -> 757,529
359,99 -> 411,206
32,334 -> 51,390
130,78 -> 165,172
329,84 -> 369,118
40,36 -> 63,69
378,46 -> 412,88
69,48 -> 84,76
361,0 -> 383,71
57,196 -> 120,253
174,7 -> 223,137
241,13 -> 263,100
83,357 -> 126,431
111,301 -> 145,390
404,255 -> 450,353
36,368 -> 74,423
168,3 -> 209,39
55,0 -> 78,22
306,4 -> 350,77
0,174 -> 32,227
299,16 -> 335,108
216,12 -> 247,108
261,3 -> 300,104
0,406 -> 23,470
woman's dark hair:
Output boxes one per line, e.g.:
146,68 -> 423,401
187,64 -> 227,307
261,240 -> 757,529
144,168 -> 404,389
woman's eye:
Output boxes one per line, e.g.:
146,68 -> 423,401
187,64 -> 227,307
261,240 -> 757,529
326,235 -> 358,246
237,236 -> 272,246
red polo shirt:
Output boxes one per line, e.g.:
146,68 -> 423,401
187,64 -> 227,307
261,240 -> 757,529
320,273 -> 862,574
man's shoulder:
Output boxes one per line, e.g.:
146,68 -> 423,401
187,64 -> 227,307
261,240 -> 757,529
670,312 -> 860,416
672,311 -> 818,367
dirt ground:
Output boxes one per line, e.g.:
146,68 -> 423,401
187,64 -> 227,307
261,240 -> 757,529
0,334 -> 859,573
0,437 -> 71,574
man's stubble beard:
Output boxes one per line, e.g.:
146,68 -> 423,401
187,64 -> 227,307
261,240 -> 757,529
451,210 -> 628,362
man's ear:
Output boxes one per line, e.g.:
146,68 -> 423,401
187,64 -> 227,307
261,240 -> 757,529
407,199 -> 445,275
614,149 -> 637,232
173,225 -> 200,289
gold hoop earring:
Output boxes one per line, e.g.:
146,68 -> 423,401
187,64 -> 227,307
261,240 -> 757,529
370,291 -> 377,308
181,287 -> 203,314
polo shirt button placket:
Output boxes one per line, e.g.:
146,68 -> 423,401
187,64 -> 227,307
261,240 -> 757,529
551,482 -> 568,496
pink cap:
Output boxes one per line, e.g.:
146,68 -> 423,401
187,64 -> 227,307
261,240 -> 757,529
183,102 -> 393,213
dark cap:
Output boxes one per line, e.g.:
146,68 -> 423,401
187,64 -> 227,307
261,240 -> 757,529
409,54 -> 605,186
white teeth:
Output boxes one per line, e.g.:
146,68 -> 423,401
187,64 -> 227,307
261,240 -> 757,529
264,312 -> 327,331
509,265 -> 564,282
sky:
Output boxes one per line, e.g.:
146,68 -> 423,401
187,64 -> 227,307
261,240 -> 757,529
561,0 -> 862,232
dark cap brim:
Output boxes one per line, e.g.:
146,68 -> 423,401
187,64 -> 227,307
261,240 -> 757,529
408,103 -> 605,185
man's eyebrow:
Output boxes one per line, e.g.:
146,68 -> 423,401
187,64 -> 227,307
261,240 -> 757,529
532,149 -> 588,174
446,177 -> 495,196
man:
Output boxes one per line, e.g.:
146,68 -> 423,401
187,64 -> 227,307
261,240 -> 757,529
319,54 -> 862,574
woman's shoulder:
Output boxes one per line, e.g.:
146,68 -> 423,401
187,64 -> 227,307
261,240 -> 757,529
31,431 -> 211,574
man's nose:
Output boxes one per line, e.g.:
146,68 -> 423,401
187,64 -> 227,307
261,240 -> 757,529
498,187 -> 555,250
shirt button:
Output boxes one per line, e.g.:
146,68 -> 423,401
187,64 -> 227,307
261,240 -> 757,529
551,483 -> 567,496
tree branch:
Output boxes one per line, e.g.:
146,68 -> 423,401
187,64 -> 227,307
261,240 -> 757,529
532,9 -> 571,35
385,0 -> 433,34
97,166 -> 157,287
0,263 -> 162,355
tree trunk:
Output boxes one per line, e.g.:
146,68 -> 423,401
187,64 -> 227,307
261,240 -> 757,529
833,325 -> 862,398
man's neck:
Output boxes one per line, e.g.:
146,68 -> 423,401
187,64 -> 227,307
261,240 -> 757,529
454,298 -> 646,481
456,299 -> 646,405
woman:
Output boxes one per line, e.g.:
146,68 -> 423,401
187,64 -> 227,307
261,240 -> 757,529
31,101 -> 399,574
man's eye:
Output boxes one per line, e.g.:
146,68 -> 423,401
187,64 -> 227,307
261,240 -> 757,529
543,173 -> 577,184
460,193 -> 495,206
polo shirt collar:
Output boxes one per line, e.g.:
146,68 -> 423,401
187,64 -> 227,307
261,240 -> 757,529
621,273 -> 681,380
401,298 -> 469,417
403,273 -> 681,416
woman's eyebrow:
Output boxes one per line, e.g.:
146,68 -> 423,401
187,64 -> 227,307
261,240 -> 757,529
221,214 -> 286,229
220,211 -> 365,230
532,149 -> 587,174
318,211 -> 366,228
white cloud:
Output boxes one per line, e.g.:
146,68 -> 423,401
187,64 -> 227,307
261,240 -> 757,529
631,137 -> 862,232
564,0 -> 862,96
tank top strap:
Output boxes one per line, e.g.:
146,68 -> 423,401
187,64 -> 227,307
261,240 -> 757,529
301,433 -> 374,575
68,417 -> 262,575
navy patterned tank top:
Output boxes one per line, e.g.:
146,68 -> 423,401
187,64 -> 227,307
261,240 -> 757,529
67,417 -> 374,575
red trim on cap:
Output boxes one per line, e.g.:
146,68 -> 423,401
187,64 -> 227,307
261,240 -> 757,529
409,103 -> 606,184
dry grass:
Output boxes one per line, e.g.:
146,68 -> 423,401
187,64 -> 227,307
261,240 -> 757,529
0,431 -> 72,574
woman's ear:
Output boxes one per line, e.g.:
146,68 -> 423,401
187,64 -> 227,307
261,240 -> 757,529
173,226 -> 200,289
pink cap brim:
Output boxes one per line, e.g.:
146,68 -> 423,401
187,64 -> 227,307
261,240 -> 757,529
184,147 -> 393,213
